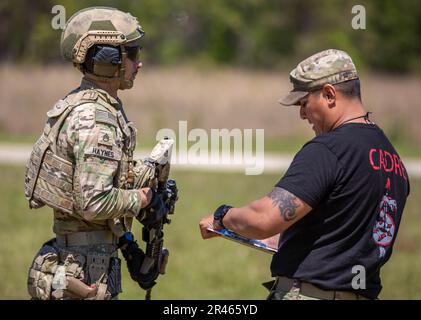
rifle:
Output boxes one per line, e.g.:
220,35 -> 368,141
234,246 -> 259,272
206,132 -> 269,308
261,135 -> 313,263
138,137 -> 178,300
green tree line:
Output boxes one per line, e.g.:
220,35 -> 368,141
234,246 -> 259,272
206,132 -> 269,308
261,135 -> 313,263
1,0 -> 421,72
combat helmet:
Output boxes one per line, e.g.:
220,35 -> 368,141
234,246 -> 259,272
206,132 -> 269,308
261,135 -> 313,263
60,6 -> 145,89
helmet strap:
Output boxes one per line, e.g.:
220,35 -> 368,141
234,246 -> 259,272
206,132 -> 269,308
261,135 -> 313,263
83,72 -> 119,85
119,47 -> 134,90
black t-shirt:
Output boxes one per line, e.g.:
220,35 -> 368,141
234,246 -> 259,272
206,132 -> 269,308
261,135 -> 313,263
272,123 -> 410,299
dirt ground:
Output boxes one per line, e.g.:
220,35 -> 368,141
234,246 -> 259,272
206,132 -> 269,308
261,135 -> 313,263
1,64 -> 420,142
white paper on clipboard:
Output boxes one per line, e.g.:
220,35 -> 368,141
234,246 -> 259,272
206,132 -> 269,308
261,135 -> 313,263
207,228 -> 278,254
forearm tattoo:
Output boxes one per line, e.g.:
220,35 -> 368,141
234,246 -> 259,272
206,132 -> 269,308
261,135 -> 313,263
268,187 -> 299,222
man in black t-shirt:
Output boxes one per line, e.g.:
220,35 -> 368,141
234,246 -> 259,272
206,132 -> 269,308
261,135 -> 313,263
199,49 -> 410,300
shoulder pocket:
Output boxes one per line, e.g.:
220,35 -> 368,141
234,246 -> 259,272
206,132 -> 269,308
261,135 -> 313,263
46,100 -> 69,118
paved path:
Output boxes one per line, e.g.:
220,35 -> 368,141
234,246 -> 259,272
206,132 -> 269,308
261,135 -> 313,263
1,143 -> 420,177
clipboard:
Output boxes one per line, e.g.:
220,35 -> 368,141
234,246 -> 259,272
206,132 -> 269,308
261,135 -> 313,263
207,228 -> 278,254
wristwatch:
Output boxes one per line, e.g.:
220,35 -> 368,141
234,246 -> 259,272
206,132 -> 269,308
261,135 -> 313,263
213,205 -> 233,229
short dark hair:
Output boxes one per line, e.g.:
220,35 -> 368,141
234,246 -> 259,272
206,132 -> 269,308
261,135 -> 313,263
334,79 -> 361,101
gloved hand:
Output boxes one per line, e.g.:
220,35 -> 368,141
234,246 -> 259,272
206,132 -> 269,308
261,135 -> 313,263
118,232 -> 159,291
118,233 -> 146,282
139,190 -> 169,226
137,268 -> 159,291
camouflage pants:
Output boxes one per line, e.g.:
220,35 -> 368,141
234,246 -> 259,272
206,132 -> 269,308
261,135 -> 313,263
266,277 -> 370,300
267,286 -> 321,300
27,238 -> 121,300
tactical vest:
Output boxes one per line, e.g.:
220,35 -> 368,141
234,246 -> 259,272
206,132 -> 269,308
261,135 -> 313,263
24,89 -> 137,217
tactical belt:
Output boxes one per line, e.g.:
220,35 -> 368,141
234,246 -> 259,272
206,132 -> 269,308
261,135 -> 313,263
56,230 -> 117,247
274,276 -> 370,300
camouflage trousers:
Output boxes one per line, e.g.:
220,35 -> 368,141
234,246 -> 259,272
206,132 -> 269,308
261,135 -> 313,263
266,279 -> 321,300
27,238 -> 121,300
267,286 -> 321,300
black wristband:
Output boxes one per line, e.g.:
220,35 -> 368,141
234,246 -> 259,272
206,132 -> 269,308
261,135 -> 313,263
213,204 -> 233,229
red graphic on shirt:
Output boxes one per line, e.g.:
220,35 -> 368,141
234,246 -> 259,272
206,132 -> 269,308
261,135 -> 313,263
372,179 -> 397,251
369,148 -> 408,180
385,177 -> 391,190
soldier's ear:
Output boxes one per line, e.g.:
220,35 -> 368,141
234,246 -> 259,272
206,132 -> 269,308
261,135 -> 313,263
322,84 -> 336,107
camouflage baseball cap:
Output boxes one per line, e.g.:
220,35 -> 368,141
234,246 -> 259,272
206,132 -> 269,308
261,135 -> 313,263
279,49 -> 359,106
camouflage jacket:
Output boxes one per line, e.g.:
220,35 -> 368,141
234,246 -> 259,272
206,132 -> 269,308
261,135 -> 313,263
52,78 -> 142,235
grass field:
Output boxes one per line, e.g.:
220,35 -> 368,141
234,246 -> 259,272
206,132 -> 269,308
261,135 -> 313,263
0,164 -> 420,300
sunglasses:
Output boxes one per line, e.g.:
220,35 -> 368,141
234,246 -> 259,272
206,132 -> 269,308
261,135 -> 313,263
124,46 -> 142,61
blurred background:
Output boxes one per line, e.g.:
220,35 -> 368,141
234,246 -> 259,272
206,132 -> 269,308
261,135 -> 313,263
0,0 -> 420,299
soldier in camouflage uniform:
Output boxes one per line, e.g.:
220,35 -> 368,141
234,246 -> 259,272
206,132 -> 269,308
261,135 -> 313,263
25,7 -> 168,300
